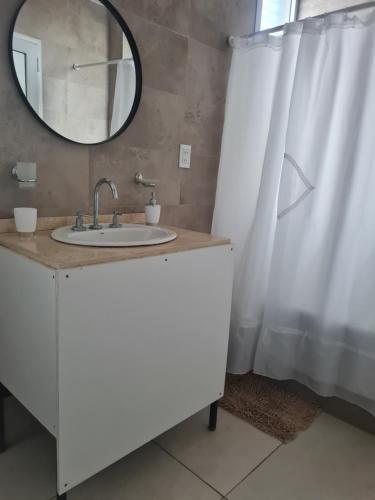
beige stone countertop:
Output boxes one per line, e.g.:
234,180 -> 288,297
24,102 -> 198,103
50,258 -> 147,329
0,226 -> 231,270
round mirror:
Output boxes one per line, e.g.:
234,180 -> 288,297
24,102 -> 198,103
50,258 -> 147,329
9,0 -> 142,145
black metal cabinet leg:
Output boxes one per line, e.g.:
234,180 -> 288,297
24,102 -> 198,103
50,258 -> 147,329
0,394 -> 5,453
208,401 -> 218,431
0,383 -> 7,453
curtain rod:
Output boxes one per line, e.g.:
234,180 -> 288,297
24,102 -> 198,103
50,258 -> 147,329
72,57 -> 133,71
228,0 -> 375,47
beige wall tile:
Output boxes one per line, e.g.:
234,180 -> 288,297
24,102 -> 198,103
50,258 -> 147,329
126,11 -> 188,96
185,39 -> 230,106
118,0 -> 191,36
121,86 -> 185,150
189,0 -> 257,50
43,77 -> 67,114
0,89 -> 89,218
184,99 -> 226,157
161,204 -> 215,233
180,155 -> 219,206
89,144 -> 181,211
0,0 -> 256,233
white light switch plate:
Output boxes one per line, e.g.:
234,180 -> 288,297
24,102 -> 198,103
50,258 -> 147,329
179,144 -> 191,169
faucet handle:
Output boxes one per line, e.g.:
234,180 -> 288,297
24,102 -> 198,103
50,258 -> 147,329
109,210 -> 122,229
134,172 -> 158,188
71,211 -> 87,232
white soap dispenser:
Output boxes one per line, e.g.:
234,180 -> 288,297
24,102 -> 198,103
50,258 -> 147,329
145,191 -> 161,225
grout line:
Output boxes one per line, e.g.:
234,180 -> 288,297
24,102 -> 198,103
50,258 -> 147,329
224,443 -> 284,497
126,10 -> 189,39
125,9 -> 228,53
153,440 -> 225,497
48,439 -> 282,500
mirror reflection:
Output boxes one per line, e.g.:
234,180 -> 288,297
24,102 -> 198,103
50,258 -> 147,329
11,0 -> 141,144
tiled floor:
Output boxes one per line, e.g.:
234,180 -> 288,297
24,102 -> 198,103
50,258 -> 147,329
2,396 -> 375,500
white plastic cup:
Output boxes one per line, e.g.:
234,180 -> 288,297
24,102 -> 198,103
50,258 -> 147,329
14,207 -> 37,234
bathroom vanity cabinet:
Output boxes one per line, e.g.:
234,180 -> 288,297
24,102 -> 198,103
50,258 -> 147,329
0,227 -> 233,496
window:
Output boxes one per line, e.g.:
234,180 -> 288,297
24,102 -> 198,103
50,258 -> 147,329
298,0 -> 367,19
256,0 -> 367,32
256,0 -> 298,31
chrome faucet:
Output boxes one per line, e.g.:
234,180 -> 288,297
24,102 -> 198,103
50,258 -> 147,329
90,178 -> 119,230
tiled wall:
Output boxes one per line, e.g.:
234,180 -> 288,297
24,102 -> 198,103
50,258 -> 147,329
0,0 -> 256,232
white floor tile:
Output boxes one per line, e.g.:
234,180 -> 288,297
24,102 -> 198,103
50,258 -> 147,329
4,398 -> 375,500
1,420 -> 221,500
228,413 -> 375,500
155,407 -> 280,495
1,399 -> 219,500
67,442 -> 220,500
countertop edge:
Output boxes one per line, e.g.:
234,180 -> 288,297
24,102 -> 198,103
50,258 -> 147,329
0,227 -> 232,270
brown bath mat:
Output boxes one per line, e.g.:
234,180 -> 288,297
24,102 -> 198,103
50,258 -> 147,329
220,372 -> 320,443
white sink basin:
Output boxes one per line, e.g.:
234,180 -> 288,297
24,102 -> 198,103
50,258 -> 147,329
51,224 -> 177,247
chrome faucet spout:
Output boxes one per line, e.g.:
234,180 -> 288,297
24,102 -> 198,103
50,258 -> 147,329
90,178 -> 119,230
107,180 -> 119,200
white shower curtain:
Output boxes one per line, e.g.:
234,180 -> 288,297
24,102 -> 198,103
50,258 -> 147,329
110,60 -> 136,135
213,11 -> 375,415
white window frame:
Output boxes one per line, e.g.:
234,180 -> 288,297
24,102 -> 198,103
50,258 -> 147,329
12,32 -> 44,117
255,0 -> 300,32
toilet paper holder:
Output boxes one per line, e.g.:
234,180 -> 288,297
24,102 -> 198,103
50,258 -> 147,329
11,162 -> 37,187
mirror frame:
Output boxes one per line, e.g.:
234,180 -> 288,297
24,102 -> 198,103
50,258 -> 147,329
8,0 -> 142,145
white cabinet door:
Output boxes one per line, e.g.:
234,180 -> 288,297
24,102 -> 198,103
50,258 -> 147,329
56,246 -> 233,494
0,247 -> 57,435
